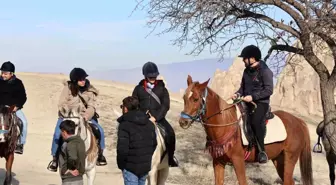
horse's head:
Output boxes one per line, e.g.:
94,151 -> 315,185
59,106 -> 86,137
0,105 -> 17,143
179,75 -> 210,129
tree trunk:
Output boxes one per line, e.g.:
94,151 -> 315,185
320,80 -> 336,126
320,79 -> 336,153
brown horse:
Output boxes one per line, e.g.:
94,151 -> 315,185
0,105 -> 20,185
178,75 -> 313,185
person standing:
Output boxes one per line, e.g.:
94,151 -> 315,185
117,96 -> 157,185
58,120 -> 86,185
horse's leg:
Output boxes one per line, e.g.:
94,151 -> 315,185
157,167 -> 169,185
4,153 -> 14,185
272,151 -> 285,182
213,160 -> 225,185
231,156 -> 248,185
327,153 -> 335,185
86,166 -> 96,185
147,168 -> 158,185
283,151 -> 299,185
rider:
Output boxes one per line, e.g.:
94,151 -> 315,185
47,67 -> 107,172
132,61 -> 179,167
232,45 -> 273,164
0,61 -> 28,155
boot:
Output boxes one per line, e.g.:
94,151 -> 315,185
258,151 -> 268,164
169,155 -> 179,167
96,148 -> 107,166
15,144 -> 24,154
47,157 -> 58,172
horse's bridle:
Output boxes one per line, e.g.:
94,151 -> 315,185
180,88 -> 256,128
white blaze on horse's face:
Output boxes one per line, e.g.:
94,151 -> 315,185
187,91 -> 193,99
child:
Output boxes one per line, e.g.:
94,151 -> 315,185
58,120 -> 86,185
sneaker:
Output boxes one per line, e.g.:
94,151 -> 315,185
14,144 -> 23,154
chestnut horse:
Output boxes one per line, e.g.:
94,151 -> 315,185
178,75 -> 313,185
0,105 -> 21,185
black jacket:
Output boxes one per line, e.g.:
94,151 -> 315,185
116,110 -> 157,177
0,75 -> 27,109
132,80 -> 170,122
236,61 -> 273,104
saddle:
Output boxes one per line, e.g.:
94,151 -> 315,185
236,102 -> 274,150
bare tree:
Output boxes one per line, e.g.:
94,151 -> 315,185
135,0 -> 336,147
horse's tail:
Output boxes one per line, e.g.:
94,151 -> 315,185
299,122 -> 313,185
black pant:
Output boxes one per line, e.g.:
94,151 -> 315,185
246,102 -> 269,152
157,119 -> 176,162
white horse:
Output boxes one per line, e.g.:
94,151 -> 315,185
113,108 -> 170,185
60,106 -> 99,185
147,125 -> 170,185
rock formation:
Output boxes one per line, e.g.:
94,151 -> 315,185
210,57 -> 245,99
271,47 -> 335,118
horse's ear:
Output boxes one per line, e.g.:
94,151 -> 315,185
187,75 -> 193,86
8,105 -> 15,113
199,78 -> 210,90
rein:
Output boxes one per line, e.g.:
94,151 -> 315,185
180,88 -> 250,127
180,87 -> 256,160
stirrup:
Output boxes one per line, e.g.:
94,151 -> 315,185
47,161 -> 57,172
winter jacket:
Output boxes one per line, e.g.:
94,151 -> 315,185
0,75 -> 27,109
58,80 -> 98,120
236,61 -> 273,104
58,135 -> 86,182
116,110 -> 157,177
132,80 -> 169,122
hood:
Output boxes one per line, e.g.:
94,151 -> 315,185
62,79 -> 99,95
117,110 -> 149,125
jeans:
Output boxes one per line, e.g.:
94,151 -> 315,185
51,118 -> 106,156
16,110 -> 27,145
122,169 -> 147,185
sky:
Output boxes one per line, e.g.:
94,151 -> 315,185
0,1 -> 292,72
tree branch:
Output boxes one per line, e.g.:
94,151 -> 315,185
264,44 -> 304,61
235,8 -> 301,37
243,0 -> 305,28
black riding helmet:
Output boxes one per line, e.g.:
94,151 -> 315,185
142,61 -> 159,78
238,45 -> 262,61
0,61 -> 15,73
69,67 -> 88,82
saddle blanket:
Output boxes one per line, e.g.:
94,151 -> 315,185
235,105 -> 287,146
